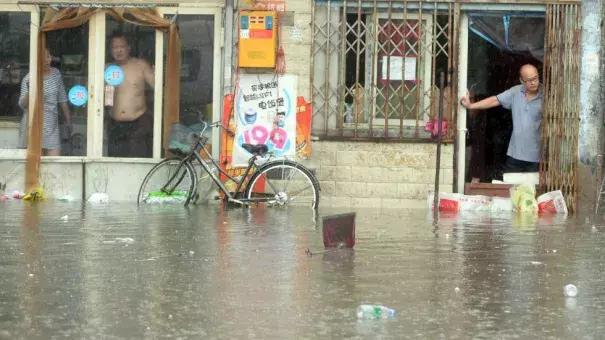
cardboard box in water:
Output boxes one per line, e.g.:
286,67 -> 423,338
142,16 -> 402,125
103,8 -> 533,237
322,213 -> 356,248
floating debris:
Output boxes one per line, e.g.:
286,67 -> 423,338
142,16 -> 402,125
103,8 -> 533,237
564,284 -> 578,297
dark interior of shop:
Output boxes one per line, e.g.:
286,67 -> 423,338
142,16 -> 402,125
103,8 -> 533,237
465,14 -> 544,183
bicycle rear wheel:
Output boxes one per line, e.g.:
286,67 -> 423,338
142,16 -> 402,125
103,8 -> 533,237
137,158 -> 197,206
245,160 -> 320,209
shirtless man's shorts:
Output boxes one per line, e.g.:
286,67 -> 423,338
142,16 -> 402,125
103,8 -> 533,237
105,31 -> 155,158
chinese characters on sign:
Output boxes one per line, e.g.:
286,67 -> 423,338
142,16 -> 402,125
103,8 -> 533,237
232,73 -> 297,166
104,65 -> 124,107
104,65 -> 124,86
381,56 -> 417,81
68,85 -> 88,107
254,0 -> 286,12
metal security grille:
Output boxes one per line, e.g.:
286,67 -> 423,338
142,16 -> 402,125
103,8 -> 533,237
311,0 -> 458,140
539,3 -> 581,213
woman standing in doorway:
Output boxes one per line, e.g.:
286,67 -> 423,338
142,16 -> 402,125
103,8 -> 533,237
18,47 -> 71,156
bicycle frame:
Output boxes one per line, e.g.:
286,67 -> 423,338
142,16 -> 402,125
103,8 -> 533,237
186,141 -> 260,203
173,120 -> 282,205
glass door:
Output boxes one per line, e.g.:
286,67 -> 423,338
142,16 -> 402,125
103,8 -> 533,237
160,7 -> 222,158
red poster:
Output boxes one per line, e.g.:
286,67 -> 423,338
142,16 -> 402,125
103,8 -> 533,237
295,96 -> 312,159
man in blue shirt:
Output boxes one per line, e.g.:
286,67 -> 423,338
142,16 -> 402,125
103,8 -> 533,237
460,64 -> 542,173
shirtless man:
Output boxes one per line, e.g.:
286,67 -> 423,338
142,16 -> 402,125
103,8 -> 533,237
106,31 -> 155,158
460,64 -> 543,173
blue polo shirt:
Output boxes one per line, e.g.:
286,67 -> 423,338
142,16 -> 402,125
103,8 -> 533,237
496,85 -> 543,163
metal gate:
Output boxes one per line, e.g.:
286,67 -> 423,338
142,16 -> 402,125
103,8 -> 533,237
311,0 -> 459,140
540,3 -> 582,213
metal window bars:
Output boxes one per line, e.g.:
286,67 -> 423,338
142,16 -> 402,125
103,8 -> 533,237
311,0 -> 458,141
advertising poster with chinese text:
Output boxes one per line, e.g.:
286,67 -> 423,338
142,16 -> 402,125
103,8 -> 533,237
232,74 -> 297,166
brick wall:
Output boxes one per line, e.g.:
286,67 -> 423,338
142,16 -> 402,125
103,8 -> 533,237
312,140 -> 454,208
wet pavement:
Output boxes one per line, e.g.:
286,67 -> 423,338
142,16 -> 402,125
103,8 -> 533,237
1,202 -> 605,339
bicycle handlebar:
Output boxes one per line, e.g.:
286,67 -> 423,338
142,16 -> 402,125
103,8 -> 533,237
210,122 -> 235,136
186,108 -> 236,137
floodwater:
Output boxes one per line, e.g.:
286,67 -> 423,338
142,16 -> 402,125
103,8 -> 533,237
1,202 -> 605,340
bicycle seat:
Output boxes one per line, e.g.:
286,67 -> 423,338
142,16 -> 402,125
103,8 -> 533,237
242,143 -> 268,155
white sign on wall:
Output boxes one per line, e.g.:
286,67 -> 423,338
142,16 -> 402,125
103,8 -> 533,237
231,73 -> 298,166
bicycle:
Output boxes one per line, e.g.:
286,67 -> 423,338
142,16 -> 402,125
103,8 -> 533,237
137,117 -> 320,209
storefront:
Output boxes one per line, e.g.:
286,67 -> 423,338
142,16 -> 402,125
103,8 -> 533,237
0,1 -> 224,201
0,0 -> 599,213
309,0 -> 591,213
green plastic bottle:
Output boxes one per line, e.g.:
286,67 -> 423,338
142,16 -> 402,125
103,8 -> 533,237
356,305 -> 396,319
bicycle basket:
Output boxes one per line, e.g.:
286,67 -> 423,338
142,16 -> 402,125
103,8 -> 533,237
168,123 -> 199,154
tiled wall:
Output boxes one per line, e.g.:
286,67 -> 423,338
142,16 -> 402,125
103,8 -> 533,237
312,141 -> 454,209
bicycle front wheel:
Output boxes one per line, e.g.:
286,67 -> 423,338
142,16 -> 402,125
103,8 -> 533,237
137,158 -> 197,206
245,160 -> 319,209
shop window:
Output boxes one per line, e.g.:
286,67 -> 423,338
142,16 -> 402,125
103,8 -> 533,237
0,11 -> 30,150
103,18 -> 156,158
45,24 -> 90,156
163,14 -> 215,157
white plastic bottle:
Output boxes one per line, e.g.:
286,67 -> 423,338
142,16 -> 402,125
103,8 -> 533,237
356,305 -> 396,319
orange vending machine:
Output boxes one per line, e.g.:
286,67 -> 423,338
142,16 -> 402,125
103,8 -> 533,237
238,11 -> 277,68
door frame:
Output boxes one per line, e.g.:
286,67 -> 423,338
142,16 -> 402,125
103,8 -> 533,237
159,6 -> 223,159
456,4 -> 547,194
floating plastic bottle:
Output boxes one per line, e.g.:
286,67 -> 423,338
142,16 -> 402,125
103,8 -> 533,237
356,305 -> 396,319
564,284 -> 578,297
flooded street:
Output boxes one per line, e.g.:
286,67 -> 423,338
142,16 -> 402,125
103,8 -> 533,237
1,203 -> 605,339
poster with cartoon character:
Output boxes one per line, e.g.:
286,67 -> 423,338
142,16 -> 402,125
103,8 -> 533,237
232,74 -> 297,166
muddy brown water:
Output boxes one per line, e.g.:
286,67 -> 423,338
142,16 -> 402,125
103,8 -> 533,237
0,202 -> 604,339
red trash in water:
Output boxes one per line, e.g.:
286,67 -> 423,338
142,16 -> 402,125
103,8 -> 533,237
322,213 -> 356,248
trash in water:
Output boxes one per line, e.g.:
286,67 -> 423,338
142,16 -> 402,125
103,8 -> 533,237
88,193 -> 109,203
11,191 -> 24,199
60,215 -> 68,221
58,195 -> 76,202
455,287 -> 461,293
143,190 -> 188,204
427,191 -> 516,212
564,284 -> 578,297
530,261 -> 543,265
510,184 -> 538,213
356,305 -> 396,319
322,212 -> 356,248
103,237 -> 135,245
537,190 -> 568,214
23,187 -> 46,201
115,237 -> 135,244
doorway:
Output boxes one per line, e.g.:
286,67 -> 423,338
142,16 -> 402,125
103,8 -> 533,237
465,13 -> 545,184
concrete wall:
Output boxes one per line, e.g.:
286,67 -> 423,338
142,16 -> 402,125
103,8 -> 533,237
312,141 -> 454,209
0,139 -> 454,207
578,0 -> 602,213
0,159 -> 157,201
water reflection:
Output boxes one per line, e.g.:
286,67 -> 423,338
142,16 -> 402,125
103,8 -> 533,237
0,203 -> 604,339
